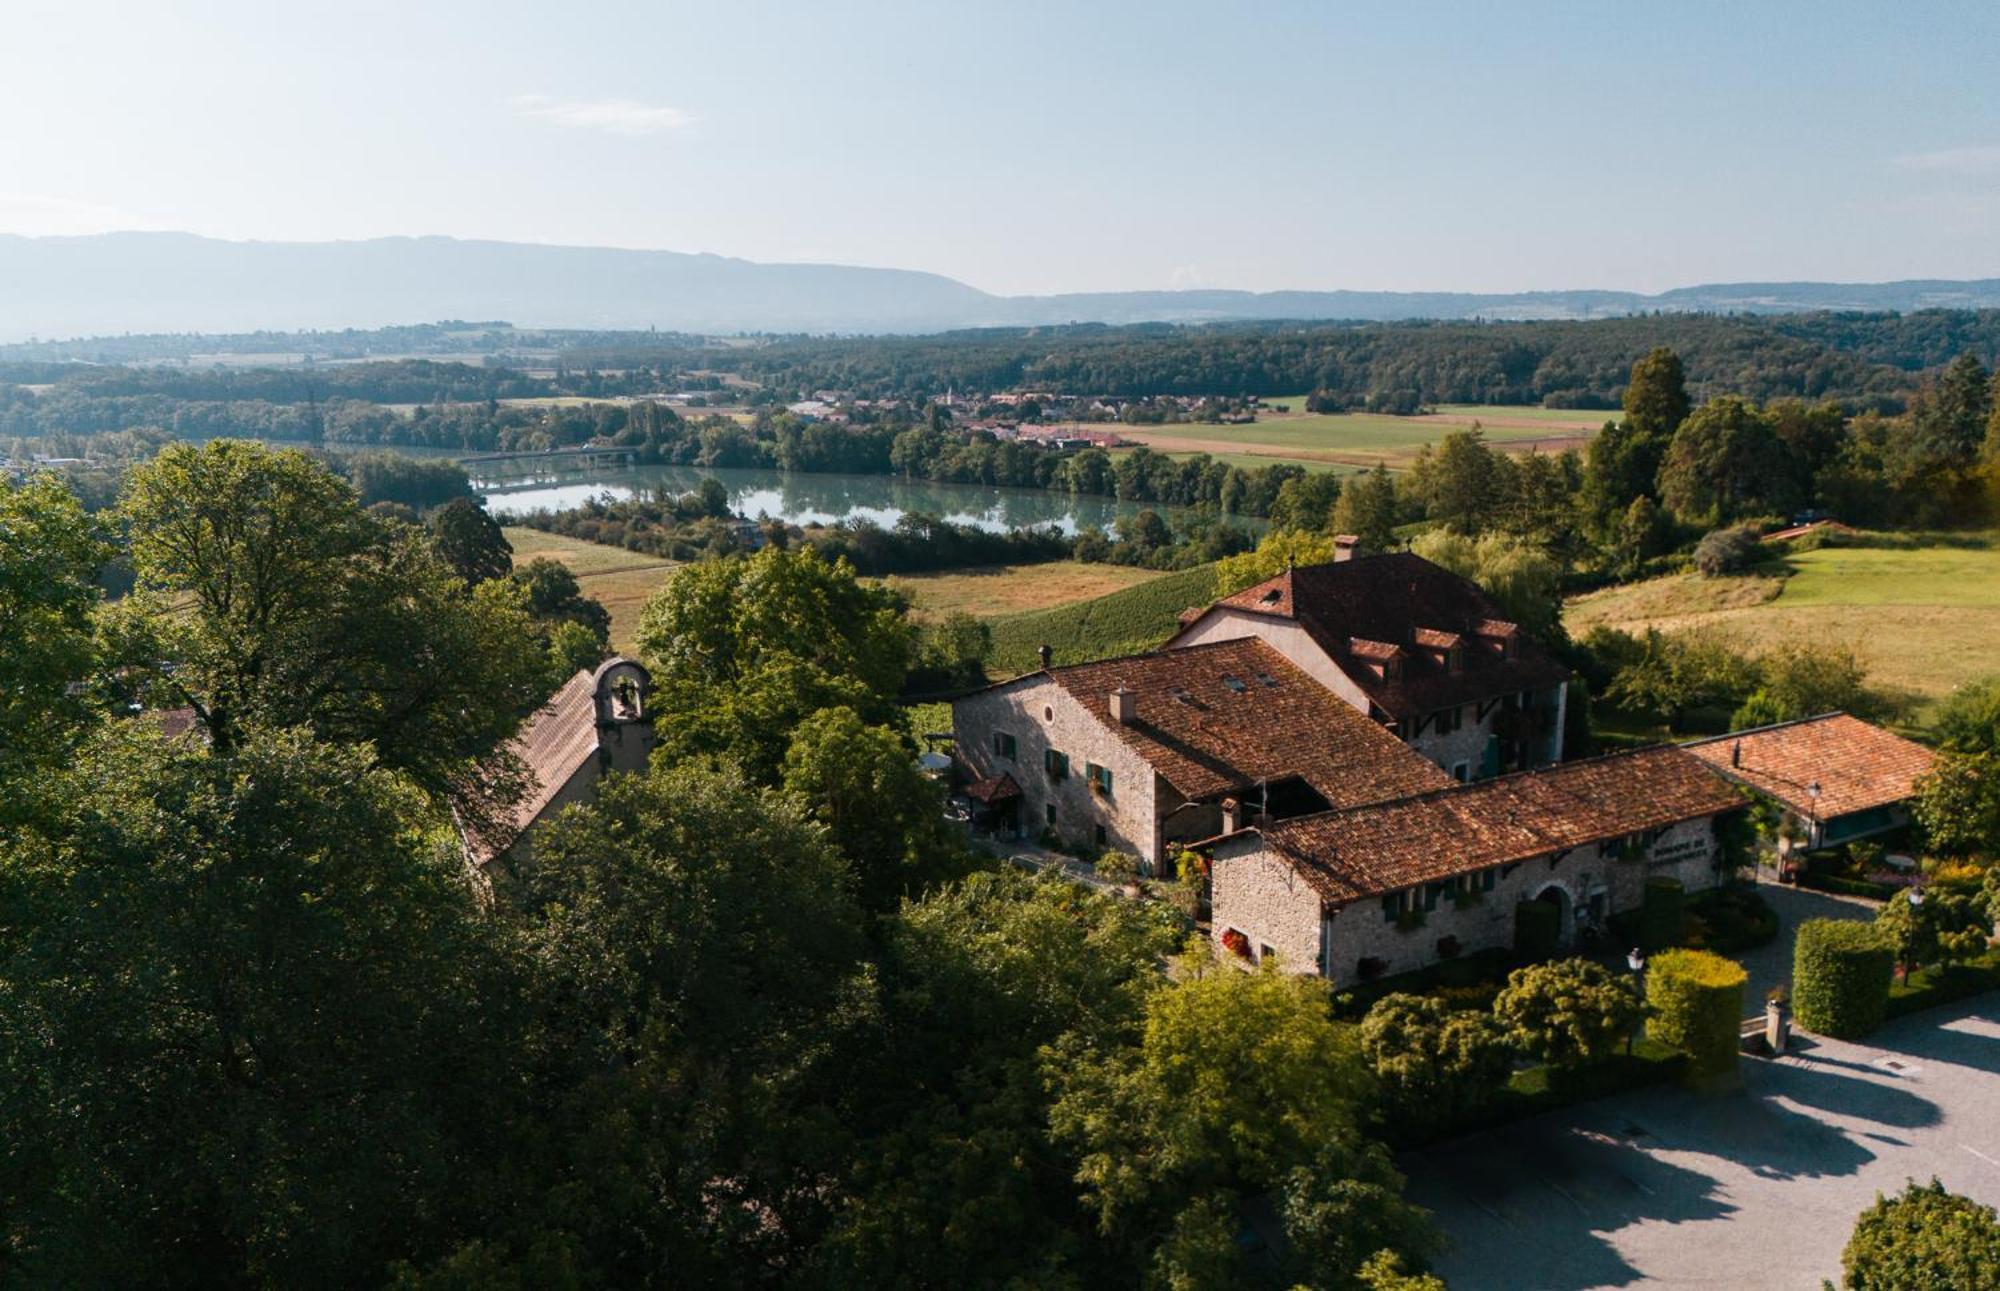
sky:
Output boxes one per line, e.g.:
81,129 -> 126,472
3,0 -> 1998,297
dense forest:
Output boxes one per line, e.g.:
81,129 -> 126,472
8,310 -> 2000,416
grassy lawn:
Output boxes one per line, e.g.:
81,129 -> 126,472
879,562 -> 1170,621
1565,534 -> 2000,714
1149,448 -> 1355,474
503,526 -> 678,654
1431,403 -> 1623,426
1118,407 -> 1595,469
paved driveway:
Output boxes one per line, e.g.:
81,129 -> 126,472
1402,998 -> 2000,1289
1734,877 -> 1878,1008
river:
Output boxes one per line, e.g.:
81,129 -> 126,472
473,462 -> 1264,537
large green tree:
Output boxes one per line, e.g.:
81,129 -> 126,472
107,441 -> 545,803
0,725 -> 519,1285
498,760 -> 874,1282
427,496 -> 513,584
0,474 -> 107,801
1045,960 -> 1435,1288
634,545 -> 916,779
1657,396 -> 1798,525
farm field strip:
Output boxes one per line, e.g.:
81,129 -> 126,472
503,526 -> 679,653
1564,536 -> 2000,712
879,562 -> 1171,620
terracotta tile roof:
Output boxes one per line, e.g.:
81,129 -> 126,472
1245,746 -> 1746,904
465,668 -> 601,865
1189,555 -> 1570,718
1039,637 -> 1453,807
1349,637 -> 1405,662
1412,627 -> 1463,649
1686,714 -> 1935,820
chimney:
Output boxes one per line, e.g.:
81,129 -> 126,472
1221,797 -> 1244,834
1731,740 -> 1742,768
1110,686 -> 1136,725
1333,533 -> 1363,562
1037,643 -> 1053,671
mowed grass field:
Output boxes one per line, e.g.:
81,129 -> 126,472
1116,404 -> 1611,470
879,562 -> 1170,620
1565,535 -> 2000,712
503,527 -> 678,654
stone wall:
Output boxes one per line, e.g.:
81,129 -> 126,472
1212,811 -> 1733,986
1211,845 -> 1324,973
953,677 -> 1164,865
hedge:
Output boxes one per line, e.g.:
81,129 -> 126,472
1330,947 -> 1513,1020
1640,877 -> 1685,952
1515,900 -> 1560,962
1645,948 -> 1746,1083
1793,919 -> 1895,1039
1886,949 -> 2000,1020
1397,1038 -> 1685,1148
1795,871 -> 1899,901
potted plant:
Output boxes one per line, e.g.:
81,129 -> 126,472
1095,849 -> 1141,896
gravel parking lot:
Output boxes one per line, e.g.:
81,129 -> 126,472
1403,997 -> 2000,1288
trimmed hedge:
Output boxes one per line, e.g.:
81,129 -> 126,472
1330,947 -> 1513,1020
1793,919 -> 1895,1039
1886,949 -> 2000,1020
1640,877 -> 1685,952
1397,1038 -> 1685,1148
1795,870 -> 1898,901
1645,948 -> 1746,1083
1515,900 -> 1560,962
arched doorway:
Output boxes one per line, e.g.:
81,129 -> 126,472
1532,883 -> 1575,950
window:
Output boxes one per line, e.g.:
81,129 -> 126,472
1478,867 -> 1497,892
1451,761 -> 1470,783
1043,705 -> 1055,722
1255,672 -> 1279,689
1221,927 -> 1252,960
1381,890 -> 1411,922
1259,942 -> 1277,963
1222,674 -> 1248,693
1044,748 -> 1070,780
1094,823 -> 1107,847
1087,762 -> 1113,798
992,731 -> 1017,761
1423,882 -> 1445,911
1045,802 -> 1057,826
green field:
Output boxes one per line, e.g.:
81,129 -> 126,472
1432,403 -> 1623,425
987,564 -> 1222,675
503,526 -> 679,654
1148,448 -> 1355,474
1565,534 -> 2000,712
1116,405 -> 1602,470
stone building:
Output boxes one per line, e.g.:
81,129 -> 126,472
1206,746 -> 1748,983
1165,544 -> 1571,779
1685,712 -> 1935,849
462,657 -> 655,874
951,637 -> 1451,871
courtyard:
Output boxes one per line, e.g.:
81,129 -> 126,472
1404,885 -> 2000,1289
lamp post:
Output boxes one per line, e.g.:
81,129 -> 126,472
1805,781 -> 1822,851
1625,947 -> 1646,1053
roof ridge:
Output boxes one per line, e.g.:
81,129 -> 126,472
1682,711 -> 1854,745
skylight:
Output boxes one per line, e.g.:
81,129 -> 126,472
1222,675 -> 1248,693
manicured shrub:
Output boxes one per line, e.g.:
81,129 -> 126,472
1644,948 -> 1746,1083
1839,1178 -> 2000,1289
1793,918 -> 1894,1039
1359,993 -> 1513,1138
1514,899 -> 1559,961
1493,958 -> 1644,1070
1639,877 -> 1685,952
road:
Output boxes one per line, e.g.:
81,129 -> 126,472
1403,997 -> 2000,1288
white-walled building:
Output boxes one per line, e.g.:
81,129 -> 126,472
951,637 -> 1452,871
1166,546 -> 1571,779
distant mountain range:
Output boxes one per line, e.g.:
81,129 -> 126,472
4,231 -> 2000,340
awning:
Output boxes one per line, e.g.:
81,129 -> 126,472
964,772 -> 1022,805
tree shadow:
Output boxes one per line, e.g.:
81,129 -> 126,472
1759,1055 -> 1941,1130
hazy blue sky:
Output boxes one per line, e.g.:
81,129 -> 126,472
4,1 -> 1998,295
